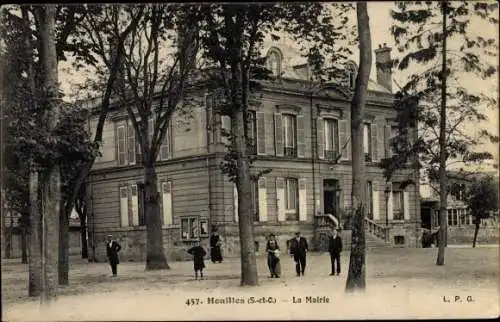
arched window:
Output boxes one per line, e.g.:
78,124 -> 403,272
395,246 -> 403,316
266,48 -> 283,78
346,61 -> 358,89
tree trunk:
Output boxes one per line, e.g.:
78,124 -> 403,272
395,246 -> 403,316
436,2 -> 448,267
345,2 -> 372,292
144,163 -> 169,270
5,226 -> 11,259
37,5 -> 61,304
21,226 -> 28,264
28,169 -> 42,297
234,107 -> 259,286
58,205 -> 69,285
472,217 -> 480,248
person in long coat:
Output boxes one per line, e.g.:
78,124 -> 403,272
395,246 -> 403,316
328,229 -> 343,276
210,231 -> 223,263
289,231 -> 308,276
187,240 -> 207,280
266,234 -> 281,278
106,234 -> 122,277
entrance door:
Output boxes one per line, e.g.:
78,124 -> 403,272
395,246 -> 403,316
323,179 -> 340,216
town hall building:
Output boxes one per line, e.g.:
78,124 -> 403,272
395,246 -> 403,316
84,40 -> 421,262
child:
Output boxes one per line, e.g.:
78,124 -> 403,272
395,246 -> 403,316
187,240 -> 207,280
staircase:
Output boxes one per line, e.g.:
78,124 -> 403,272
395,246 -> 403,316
314,214 -> 392,251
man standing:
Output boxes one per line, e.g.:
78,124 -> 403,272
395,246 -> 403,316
328,229 -> 343,276
106,234 -> 122,277
289,231 -> 308,276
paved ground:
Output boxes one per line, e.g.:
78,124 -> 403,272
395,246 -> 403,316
2,247 -> 499,321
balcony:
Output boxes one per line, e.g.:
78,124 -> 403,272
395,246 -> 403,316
325,150 -> 339,161
246,144 -> 256,155
284,147 -> 297,157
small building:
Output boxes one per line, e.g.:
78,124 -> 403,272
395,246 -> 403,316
420,170 -> 499,245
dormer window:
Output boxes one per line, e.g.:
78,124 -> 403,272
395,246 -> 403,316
266,47 -> 283,78
346,61 -> 358,89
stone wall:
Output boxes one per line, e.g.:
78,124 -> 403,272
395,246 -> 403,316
447,226 -> 499,245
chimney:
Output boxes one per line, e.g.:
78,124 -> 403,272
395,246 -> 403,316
374,43 -> 392,93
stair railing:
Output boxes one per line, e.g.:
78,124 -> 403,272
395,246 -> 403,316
364,217 -> 390,243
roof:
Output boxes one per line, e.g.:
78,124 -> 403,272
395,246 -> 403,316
263,41 -> 392,94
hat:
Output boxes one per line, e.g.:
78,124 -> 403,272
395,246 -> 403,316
107,234 -> 113,237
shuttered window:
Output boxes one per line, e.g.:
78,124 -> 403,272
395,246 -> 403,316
324,118 -> 339,160
282,114 -> 296,157
285,178 -> 298,220
247,111 -> 257,155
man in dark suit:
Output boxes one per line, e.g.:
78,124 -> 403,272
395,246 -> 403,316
289,231 -> 308,276
328,229 -> 343,276
106,234 -> 122,277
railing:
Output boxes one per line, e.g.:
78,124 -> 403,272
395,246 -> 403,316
314,213 -> 339,229
364,217 -> 390,242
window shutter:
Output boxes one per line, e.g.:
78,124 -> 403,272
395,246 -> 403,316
265,113 -> 275,155
370,123 -> 378,162
162,181 -> 173,226
298,178 -> 307,221
297,115 -> 305,158
117,124 -> 127,166
338,119 -> 348,160
388,183 -> 394,220
274,113 -> 283,156
233,183 -> 239,222
317,117 -> 325,159
276,177 -> 285,221
256,111 -> 266,155
127,121 -> 136,165
378,123 -> 385,160
221,115 -> 231,146
403,190 -> 410,221
159,122 -> 172,160
119,186 -> 129,227
385,124 -> 392,158
372,182 -> 380,220
130,185 -> 139,226
258,177 -> 268,222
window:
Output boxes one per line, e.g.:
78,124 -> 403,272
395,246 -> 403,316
266,50 -> 281,77
285,178 -> 298,220
346,62 -> 357,89
324,118 -> 339,160
366,181 -> 373,219
181,217 -> 199,240
447,209 -> 459,227
363,123 -> 371,161
283,114 -> 297,157
392,183 -> 404,220
251,180 -> 259,221
200,220 -> 209,237
390,125 -> 398,156
137,184 -> 146,226
247,111 -> 257,155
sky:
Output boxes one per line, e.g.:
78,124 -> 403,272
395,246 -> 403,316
58,2 -> 499,168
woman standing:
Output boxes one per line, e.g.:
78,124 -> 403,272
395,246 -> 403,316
266,234 -> 281,278
210,229 -> 223,263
